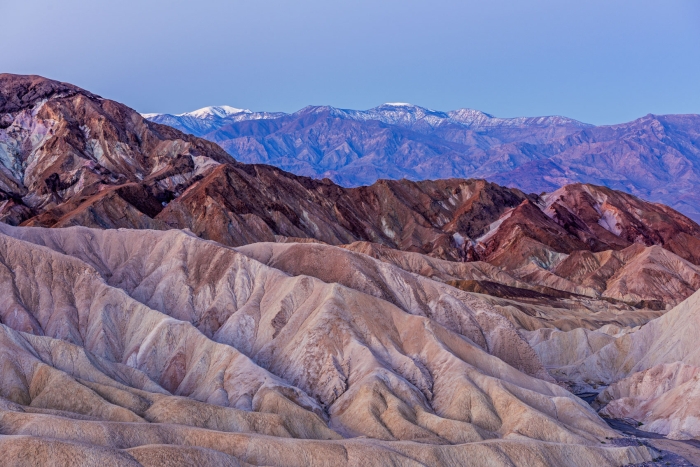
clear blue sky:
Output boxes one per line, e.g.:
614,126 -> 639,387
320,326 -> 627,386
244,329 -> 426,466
1,0 -> 699,124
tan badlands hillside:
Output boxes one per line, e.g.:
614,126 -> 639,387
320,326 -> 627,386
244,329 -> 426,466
0,223 -> 656,466
242,241 -> 669,333
530,288 -> 700,440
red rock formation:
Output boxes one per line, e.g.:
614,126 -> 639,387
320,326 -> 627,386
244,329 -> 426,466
2,74 -> 700,308
543,184 -> 700,264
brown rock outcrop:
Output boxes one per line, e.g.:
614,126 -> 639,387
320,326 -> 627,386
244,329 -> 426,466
543,184 -> 700,265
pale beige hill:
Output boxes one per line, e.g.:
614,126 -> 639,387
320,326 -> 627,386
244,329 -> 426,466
447,285 -> 661,332
509,263 -> 599,298
0,323 -> 336,439
524,326 -> 632,370
340,240 -> 528,286
531,289 -> 700,439
0,232 -> 329,423
340,240 -> 663,332
266,239 -> 700,442
237,240 -> 549,379
0,416 -> 654,467
553,289 -> 700,387
1,223 -> 547,380
0,224 -> 657,465
596,363 -> 700,440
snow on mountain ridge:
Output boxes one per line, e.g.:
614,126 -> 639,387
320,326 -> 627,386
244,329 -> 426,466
179,105 -> 251,118
145,103 -> 589,130
141,105 -> 251,120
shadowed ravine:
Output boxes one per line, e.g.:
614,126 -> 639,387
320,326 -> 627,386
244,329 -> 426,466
576,393 -> 700,466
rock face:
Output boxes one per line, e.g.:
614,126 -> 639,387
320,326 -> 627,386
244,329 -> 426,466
146,104 -> 700,222
155,168 -> 530,261
463,184 -> 700,311
0,74 -> 232,230
0,224 -> 656,466
542,184 -> 700,265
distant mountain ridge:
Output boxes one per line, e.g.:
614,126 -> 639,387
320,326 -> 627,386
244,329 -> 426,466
143,105 -> 285,137
145,104 -> 700,222
146,102 -> 589,134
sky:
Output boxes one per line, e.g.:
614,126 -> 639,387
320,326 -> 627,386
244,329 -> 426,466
1,0 -> 699,124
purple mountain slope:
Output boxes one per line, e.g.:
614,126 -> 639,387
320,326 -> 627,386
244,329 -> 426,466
146,105 -> 700,221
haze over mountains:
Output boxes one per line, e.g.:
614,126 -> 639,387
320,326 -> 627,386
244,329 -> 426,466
146,104 -> 700,222
2,74 -> 700,465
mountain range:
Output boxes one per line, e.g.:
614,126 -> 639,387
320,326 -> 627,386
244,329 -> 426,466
146,104 -> 700,222
2,73 -> 700,465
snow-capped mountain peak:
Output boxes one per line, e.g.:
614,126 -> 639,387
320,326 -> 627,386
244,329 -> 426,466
373,103 -> 437,113
178,105 -> 250,119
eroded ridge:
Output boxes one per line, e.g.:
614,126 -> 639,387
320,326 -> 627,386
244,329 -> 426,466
0,224 -> 655,466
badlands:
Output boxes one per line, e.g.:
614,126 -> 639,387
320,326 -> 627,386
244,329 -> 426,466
1,74 -> 700,465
